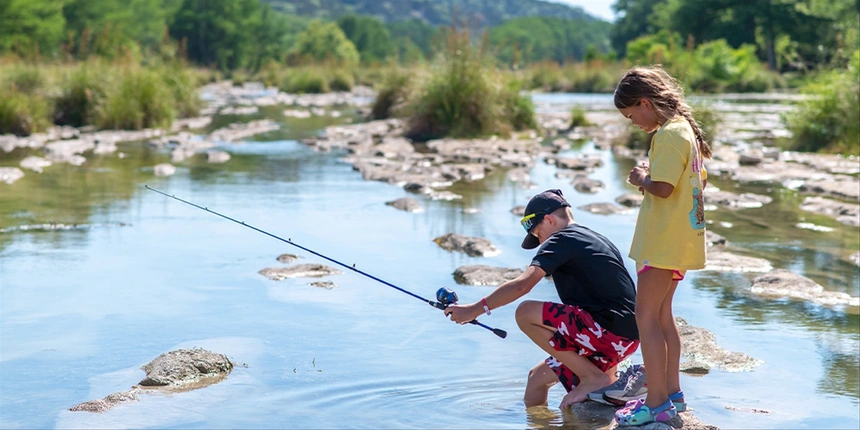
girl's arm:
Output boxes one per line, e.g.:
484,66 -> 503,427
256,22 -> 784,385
628,165 -> 674,198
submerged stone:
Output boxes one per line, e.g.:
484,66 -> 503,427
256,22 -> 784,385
704,250 -> 772,273
453,265 -> 523,286
276,253 -> 299,263
139,348 -> 233,387
258,263 -> 342,280
615,193 -> 644,208
433,233 -> 500,257
750,269 -> 860,308
69,390 -> 140,413
578,202 -> 634,216
385,197 -> 423,213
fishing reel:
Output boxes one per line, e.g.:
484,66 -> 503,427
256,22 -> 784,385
434,287 -> 459,309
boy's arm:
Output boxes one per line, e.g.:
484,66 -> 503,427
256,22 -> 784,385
445,265 -> 546,324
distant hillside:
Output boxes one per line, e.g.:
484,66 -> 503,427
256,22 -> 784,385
261,0 -> 601,26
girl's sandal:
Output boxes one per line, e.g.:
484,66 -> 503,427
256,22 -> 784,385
615,399 -> 677,426
615,399 -> 643,417
669,390 -> 687,412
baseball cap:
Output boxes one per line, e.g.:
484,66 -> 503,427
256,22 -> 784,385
520,189 -> 570,249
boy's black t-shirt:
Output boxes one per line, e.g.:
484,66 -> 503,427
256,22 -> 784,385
530,223 -> 639,340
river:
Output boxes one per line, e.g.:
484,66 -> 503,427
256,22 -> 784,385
1,94 -> 857,429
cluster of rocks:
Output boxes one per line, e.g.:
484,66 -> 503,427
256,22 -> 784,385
258,253 -> 343,288
70,348 -> 232,413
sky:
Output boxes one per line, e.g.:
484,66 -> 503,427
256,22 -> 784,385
542,0 -> 617,22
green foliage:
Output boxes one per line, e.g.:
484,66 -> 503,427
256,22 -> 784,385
569,105 -> 590,129
0,85 -> 50,136
784,51 -> 860,154
53,62 -> 108,127
0,0 -> 66,57
262,0 -> 596,27
337,14 -> 395,64
370,68 -> 411,120
329,70 -> 354,92
97,66 -> 176,130
522,61 -> 626,93
488,16 -> 611,66
386,19 -> 438,62
292,20 -> 359,66
279,68 -> 330,93
405,24 -> 536,141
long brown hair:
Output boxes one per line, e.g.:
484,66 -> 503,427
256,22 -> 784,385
614,65 -> 712,159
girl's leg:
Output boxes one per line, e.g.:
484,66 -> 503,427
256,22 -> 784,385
524,361 -> 559,407
635,268 -> 674,409
659,280 -> 682,397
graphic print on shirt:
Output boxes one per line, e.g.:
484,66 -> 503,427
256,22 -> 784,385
688,147 -> 706,230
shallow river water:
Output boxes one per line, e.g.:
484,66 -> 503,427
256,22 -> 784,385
1,95 -> 858,429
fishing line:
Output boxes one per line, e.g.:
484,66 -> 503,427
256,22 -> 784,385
145,185 -> 507,339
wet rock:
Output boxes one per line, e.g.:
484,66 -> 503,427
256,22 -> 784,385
93,141 -> 118,155
850,252 -> 860,266
704,190 -> 772,209
220,106 -> 259,115
171,116 -> 212,131
566,400 -> 717,430
799,196 -> 860,227
283,109 -> 312,118
373,137 -> 415,158
704,249 -> 773,273
258,263 -> 343,280
207,150 -> 231,164
784,152 -> 860,175
433,233 -> 501,257
153,163 -> 177,177
0,167 -> 25,184
738,150 -> 763,166
705,230 -> 727,247
750,269 -> 860,307
453,265 -> 523,286
572,175 -> 605,194
43,139 -> 95,162
208,119 -> 279,142
511,205 -> 526,216
309,281 -> 336,289
554,153 -> 604,171
795,222 -> 834,232
798,178 -> 860,202
385,197 -> 423,213
19,156 -> 52,173
276,254 -> 298,263
724,406 -> 772,414
427,190 -> 463,201
0,222 -> 127,234
578,203 -> 633,216
676,317 -> 763,373
69,389 -> 140,413
138,348 -> 232,388
615,193 -> 644,208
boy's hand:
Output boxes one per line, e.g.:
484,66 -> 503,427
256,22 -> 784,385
444,303 -> 482,324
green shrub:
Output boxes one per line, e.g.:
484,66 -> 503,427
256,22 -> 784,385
784,51 -> 860,154
280,69 -> 329,94
500,79 -> 537,132
0,86 -> 49,136
370,69 -> 411,119
329,70 -> 354,92
569,105 -> 590,129
97,67 -> 175,130
54,63 -> 108,127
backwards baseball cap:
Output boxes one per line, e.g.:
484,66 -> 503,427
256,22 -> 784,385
520,189 -> 571,250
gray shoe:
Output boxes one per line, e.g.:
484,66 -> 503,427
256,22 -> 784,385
587,364 -> 644,405
602,365 -> 647,406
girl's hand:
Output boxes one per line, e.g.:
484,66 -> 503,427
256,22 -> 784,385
628,165 -> 649,187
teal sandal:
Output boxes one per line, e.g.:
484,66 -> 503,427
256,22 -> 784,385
615,399 -> 677,426
670,390 -> 687,412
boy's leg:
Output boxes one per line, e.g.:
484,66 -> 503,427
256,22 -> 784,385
659,280 -> 682,396
524,361 -> 559,407
636,268 -> 675,409
515,300 -> 610,407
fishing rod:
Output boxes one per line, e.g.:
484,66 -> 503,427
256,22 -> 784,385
145,185 -> 507,339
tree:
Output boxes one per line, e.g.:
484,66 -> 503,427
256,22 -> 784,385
488,17 -> 611,65
387,19 -> 439,61
337,14 -> 395,63
610,0 -> 667,58
169,0 -> 262,70
292,20 -> 359,65
0,0 -> 66,56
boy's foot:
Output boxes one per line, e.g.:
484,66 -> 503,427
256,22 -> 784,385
587,364 -> 644,405
669,390 -> 687,412
602,367 -> 647,406
615,399 -> 677,425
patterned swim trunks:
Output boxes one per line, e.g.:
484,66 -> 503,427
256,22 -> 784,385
542,302 -> 640,392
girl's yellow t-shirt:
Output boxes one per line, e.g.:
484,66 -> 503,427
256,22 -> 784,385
629,116 -> 707,271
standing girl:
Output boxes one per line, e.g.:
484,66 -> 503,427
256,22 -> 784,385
612,66 -> 711,425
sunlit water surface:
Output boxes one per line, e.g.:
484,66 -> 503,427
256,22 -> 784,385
1,96 -> 858,429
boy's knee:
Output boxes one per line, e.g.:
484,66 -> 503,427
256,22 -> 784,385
515,300 -> 542,324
